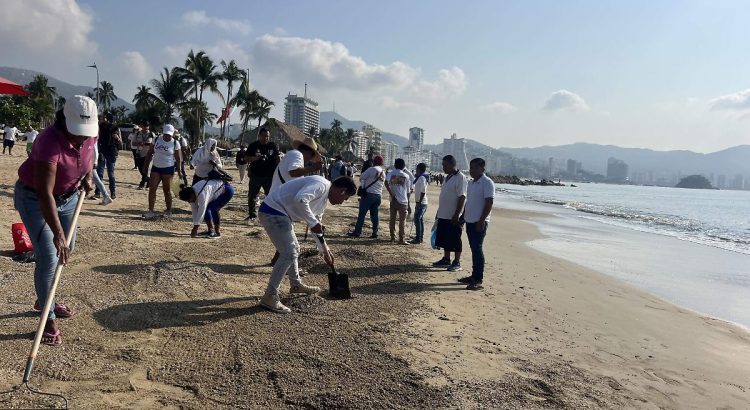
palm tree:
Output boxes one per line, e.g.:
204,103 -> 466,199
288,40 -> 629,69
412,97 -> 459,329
96,81 -> 118,112
219,59 -> 245,139
252,96 -> 274,139
233,82 -> 259,144
184,50 -> 222,140
25,75 -> 57,125
112,106 -> 129,123
149,67 -> 188,125
179,98 -> 217,141
132,85 -> 154,111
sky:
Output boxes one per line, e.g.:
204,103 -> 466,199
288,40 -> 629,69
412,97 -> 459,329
2,0 -> 750,153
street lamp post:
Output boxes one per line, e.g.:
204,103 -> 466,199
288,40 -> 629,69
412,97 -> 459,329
87,63 -> 99,108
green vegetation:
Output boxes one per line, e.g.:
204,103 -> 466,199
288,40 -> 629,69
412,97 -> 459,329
676,175 -> 714,189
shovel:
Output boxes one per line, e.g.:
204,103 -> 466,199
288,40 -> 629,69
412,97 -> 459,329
314,233 -> 351,299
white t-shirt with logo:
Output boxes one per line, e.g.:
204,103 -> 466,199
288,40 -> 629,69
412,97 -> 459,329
413,174 -> 428,205
152,135 -> 177,168
464,174 -> 495,223
436,171 -> 468,220
386,169 -> 412,205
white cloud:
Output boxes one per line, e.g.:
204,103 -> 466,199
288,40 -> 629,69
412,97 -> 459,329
119,51 -> 153,81
181,10 -> 251,35
707,89 -> 750,111
542,89 -> 590,112
252,34 -> 466,101
380,96 -> 433,113
0,0 -> 96,55
163,41 -> 252,70
479,101 -> 518,113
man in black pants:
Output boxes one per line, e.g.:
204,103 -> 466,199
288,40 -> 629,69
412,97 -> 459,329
245,128 -> 280,221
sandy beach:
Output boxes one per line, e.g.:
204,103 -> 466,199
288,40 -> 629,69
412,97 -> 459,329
0,153 -> 749,409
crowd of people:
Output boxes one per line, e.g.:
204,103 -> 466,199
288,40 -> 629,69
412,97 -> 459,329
12,95 -> 496,344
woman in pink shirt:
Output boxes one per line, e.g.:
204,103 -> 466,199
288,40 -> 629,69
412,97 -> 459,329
15,95 -> 98,347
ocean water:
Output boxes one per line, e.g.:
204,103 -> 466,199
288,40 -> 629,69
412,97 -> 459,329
495,183 -> 750,329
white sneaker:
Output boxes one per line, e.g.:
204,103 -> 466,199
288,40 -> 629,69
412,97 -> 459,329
259,293 -> 291,314
290,283 -> 321,295
100,197 -> 113,206
143,210 -> 157,219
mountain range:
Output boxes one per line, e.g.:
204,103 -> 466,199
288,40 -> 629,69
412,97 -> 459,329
319,111 -> 750,178
0,66 -> 134,110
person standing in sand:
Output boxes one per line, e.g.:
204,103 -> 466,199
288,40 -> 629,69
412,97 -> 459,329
432,155 -> 467,272
143,124 -> 182,219
245,128 -> 281,221
412,162 -> 429,244
348,155 -> 385,238
24,126 -> 38,157
458,158 -> 494,290
258,175 -> 357,313
14,95 -> 98,346
191,138 -> 222,185
134,123 -> 155,190
385,158 -> 412,244
236,144 -> 248,183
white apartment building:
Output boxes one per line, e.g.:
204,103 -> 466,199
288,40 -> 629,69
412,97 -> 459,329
284,93 -> 320,135
409,127 -> 424,152
442,133 -> 470,170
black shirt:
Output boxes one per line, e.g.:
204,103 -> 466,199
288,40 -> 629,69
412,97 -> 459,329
98,122 -> 118,158
236,149 -> 247,165
246,141 -> 280,177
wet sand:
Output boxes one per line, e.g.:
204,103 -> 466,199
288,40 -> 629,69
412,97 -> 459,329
0,153 -> 748,409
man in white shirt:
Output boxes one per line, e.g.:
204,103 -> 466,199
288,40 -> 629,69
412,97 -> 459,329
432,155 -> 468,272
25,127 -> 38,157
3,124 -> 18,155
348,155 -> 386,238
458,158 -> 495,290
385,158 -> 413,244
258,175 -> 357,313
268,137 -> 323,194
412,162 -> 429,244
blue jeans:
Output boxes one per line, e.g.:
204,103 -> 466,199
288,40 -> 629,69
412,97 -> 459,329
96,156 -> 117,196
413,203 -> 427,242
14,181 -> 80,320
466,222 -> 488,282
205,184 -> 235,224
352,193 -> 381,236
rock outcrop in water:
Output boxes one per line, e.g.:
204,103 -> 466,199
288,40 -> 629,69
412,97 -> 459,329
676,175 -> 715,189
491,175 -> 565,186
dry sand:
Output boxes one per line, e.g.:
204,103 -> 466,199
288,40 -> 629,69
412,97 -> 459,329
0,152 -> 748,409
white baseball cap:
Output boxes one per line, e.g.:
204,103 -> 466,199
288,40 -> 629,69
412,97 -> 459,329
162,124 -> 175,136
63,95 -> 99,137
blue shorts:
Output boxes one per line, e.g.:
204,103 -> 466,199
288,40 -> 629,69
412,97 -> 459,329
151,165 -> 175,176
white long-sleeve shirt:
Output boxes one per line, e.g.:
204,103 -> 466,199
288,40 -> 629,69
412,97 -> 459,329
270,149 -> 304,192
190,179 -> 229,225
262,175 -> 330,228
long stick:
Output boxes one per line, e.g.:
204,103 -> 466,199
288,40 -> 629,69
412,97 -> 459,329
23,192 -> 85,384
303,225 -> 309,242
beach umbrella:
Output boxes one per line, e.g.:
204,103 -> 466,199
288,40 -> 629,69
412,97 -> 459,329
0,76 -> 29,96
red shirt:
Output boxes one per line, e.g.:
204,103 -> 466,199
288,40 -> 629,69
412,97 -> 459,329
18,125 -> 97,196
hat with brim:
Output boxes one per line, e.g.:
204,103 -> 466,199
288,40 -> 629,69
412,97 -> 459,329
63,95 -> 99,137
292,136 -> 322,162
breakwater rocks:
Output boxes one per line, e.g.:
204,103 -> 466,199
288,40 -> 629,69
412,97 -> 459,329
491,175 -> 566,186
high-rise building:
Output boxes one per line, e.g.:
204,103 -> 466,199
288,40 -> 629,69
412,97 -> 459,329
284,92 -> 320,135
442,133 -> 469,170
430,152 -> 442,172
566,159 -> 582,176
606,157 -> 629,182
409,127 -> 424,152
352,131 -> 369,160
381,141 -> 399,167
362,124 -> 382,156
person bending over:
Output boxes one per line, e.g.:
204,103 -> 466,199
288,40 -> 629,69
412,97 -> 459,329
179,179 -> 235,239
258,175 -> 356,313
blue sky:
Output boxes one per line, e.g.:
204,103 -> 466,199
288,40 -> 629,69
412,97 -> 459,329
2,0 -> 750,152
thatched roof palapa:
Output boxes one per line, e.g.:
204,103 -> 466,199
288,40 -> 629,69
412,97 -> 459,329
260,118 -> 328,155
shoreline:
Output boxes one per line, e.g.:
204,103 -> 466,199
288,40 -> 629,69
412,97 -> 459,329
397,197 -> 750,408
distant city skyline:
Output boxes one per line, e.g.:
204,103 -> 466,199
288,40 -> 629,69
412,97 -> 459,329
3,0 -> 750,153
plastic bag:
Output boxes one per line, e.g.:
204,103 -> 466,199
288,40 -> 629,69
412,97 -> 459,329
430,222 -> 439,250
12,223 -> 33,254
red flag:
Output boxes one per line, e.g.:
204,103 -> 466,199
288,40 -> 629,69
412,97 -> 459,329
217,102 -> 234,124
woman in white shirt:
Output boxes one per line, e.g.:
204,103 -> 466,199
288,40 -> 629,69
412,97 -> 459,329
190,138 -> 222,185
178,179 -> 235,239
144,124 -> 182,219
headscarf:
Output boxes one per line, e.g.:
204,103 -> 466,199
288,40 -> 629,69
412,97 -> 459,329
191,138 -> 222,168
